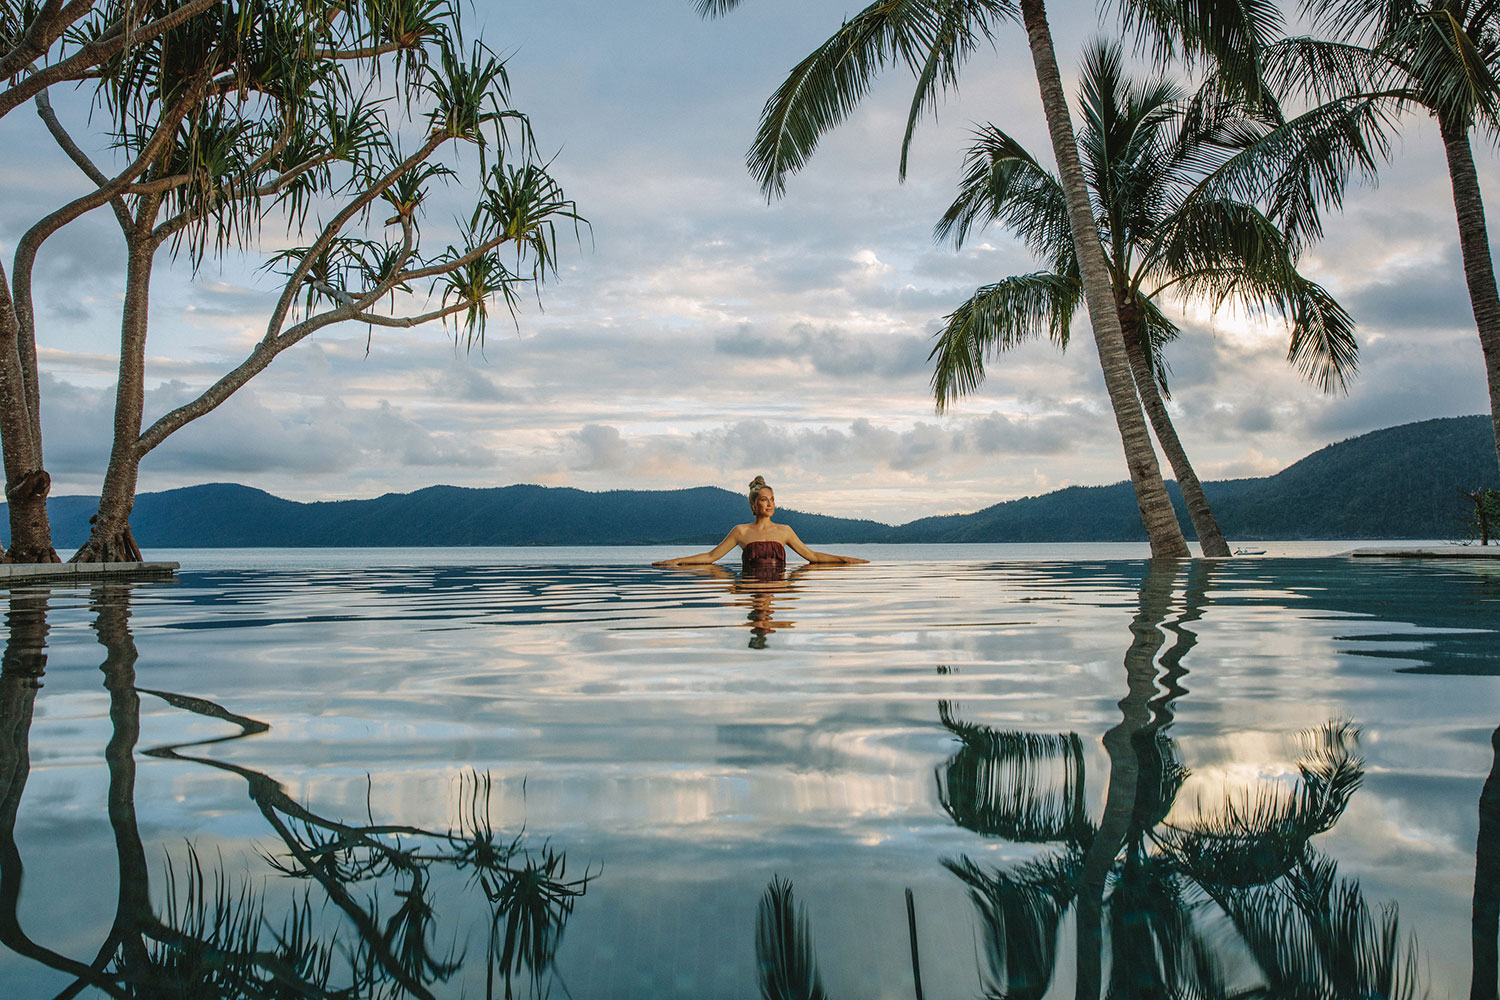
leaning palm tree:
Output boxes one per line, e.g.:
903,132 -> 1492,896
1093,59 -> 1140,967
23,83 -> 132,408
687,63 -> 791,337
1261,0 -> 1500,474
931,42 -> 1360,557
696,0 -> 1289,558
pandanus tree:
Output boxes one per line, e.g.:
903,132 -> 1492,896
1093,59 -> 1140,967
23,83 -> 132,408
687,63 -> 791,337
697,0 -> 1290,558
1,0 -> 579,562
1261,0 -> 1500,474
930,42 -> 1360,558
0,0 -> 260,560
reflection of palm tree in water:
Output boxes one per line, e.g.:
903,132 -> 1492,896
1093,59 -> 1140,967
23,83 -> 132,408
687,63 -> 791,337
935,560 -> 1422,999
1476,725 -> 1500,1000
0,584 -> 590,999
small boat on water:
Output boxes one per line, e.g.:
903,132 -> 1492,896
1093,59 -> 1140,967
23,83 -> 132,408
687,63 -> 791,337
1233,546 -> 1267,555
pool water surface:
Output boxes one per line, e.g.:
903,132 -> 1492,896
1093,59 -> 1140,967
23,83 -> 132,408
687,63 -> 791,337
1,553 -> 1497,998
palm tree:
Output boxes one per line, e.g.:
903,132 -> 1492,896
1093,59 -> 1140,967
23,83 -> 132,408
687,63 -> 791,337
696,0 -> 1288,558
930,42 -> 1360,557
1264,0 -> 1500,475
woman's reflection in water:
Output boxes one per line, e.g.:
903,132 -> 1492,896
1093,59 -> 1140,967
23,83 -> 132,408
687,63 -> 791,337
673,561 -> 831,648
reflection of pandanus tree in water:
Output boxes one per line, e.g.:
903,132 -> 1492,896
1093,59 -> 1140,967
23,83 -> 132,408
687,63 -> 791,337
0,584 -> 591,999
937,562 -> 1423,999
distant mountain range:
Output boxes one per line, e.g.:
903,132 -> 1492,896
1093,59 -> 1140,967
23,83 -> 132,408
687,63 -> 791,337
15,415 -> 1500,548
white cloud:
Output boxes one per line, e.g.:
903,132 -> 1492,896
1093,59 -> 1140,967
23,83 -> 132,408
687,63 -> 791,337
8,0 -> 1499,521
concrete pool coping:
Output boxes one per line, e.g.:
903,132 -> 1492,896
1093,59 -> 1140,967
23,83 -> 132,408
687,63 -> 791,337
0,561 -> 178,584
1340,545 -> 1500,558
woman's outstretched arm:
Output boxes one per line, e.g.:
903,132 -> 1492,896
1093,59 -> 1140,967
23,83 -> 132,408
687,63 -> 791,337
785,529 -> 867,564
653,528 -> 742,567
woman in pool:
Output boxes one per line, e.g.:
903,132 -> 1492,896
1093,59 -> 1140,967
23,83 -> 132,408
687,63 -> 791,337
652,476 -> 868,571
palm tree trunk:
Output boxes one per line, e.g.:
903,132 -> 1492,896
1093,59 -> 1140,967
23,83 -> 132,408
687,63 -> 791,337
72,236 -> 152,564
1017,0 -> 1189,559
1440,114 -> 1500,478
1119,312 -> 1231,556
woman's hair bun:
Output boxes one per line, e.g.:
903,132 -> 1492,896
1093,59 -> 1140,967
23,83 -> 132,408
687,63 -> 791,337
748,475 -> 771,508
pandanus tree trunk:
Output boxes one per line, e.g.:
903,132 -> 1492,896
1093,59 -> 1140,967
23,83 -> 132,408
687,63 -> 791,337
0,274 -> 57,564
71,230 -> 153,564
1439,112 -> 1500,478
1118,304 -> 1232,557
1018,0 -> 1189,559
96,589 -> 154,970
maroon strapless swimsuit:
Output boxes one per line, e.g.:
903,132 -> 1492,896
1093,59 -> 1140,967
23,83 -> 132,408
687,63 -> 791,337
741,540 -> 786,574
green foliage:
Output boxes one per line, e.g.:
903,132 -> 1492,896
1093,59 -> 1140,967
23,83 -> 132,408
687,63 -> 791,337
1460,486 -> 1500,544
22,0 -> 582,353
928,40 -> 1359,411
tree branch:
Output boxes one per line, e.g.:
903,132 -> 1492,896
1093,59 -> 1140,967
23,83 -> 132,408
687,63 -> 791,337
34,88 -> 133,230
0,0 -> 83,82
263,130 -> 448,341
0,0 -> 223,120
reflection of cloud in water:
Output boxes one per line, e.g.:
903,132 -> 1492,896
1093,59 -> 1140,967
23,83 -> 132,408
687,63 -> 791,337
4,558 -> 1499,997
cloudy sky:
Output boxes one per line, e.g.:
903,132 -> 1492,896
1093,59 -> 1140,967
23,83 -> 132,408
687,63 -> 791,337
5,0 -> 1496,522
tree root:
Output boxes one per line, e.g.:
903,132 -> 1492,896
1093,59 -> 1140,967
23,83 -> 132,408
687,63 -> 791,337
70,520 -> 143,564
4,544 -> 60,564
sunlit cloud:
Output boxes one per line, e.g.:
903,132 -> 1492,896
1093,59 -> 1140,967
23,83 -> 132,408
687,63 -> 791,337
4,0 -> 1497,519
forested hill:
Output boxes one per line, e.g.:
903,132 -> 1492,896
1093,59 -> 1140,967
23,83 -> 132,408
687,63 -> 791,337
892,415 -> 1499,542
24,415 -> 1500,548
36,484 -> 889,549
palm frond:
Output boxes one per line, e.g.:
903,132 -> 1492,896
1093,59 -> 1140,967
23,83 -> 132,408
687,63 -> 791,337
1287,278 -> 1359,393
749,0 -> 1016,198
1129,293 -> 1180,399
944,852 -> 1081,1000
934,122 -> 1070,271
755,876 -> 828,1000
1393,7 -> 1500,128
929,272 -> 1081,411
694,0 -> 748,15
1110,0 -> 1287,100
1219,856 -> 1425,1000
935,702 -> 1093,842
1303,0 -> 1433,47
1263,35 -> 1402,105
1187,94 -> 1396,250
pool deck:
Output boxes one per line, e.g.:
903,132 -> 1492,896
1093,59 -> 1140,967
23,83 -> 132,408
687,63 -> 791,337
1341,545 -> 1500,558
0,561 -> 178,584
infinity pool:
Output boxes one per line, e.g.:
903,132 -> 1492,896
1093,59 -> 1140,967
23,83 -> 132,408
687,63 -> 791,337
1,552 -> 1497,998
